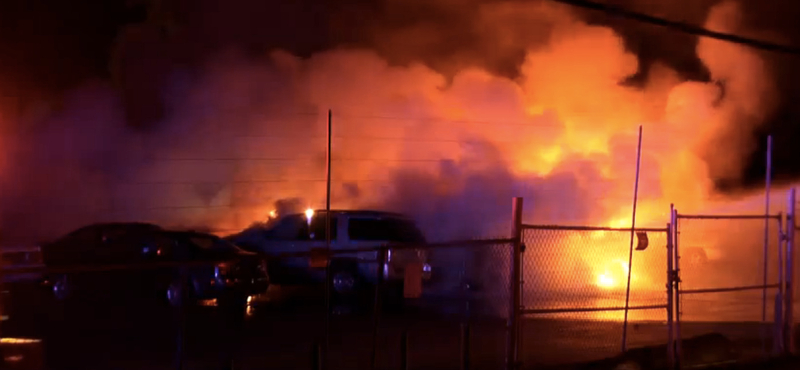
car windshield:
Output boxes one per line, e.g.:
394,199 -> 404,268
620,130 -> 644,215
180,233 -> 242,252
261,214 -> 338,241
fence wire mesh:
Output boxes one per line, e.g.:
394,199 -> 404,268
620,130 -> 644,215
676,215 -> 783,360
519,226 -> 669,367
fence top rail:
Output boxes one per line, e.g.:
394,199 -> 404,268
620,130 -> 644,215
521,224 -> 668,233
676,213 -> 781,220
272,237 -> 515,257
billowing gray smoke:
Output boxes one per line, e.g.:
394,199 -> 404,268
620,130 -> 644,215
0,1 -> 780,267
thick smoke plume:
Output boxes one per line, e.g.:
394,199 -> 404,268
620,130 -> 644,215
0,1 -> 779,243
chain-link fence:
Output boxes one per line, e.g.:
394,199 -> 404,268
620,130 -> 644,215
518,225 -> 670,368
0,237 -> 515,370
674,214 -> 783,363
316,239 -> 515,370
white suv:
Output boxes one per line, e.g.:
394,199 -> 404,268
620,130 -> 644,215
228,210 -> 432,299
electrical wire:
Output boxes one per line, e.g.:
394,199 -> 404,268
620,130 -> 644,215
549,0 -> 800,56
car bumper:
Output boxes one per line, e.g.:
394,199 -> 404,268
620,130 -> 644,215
195,276 -> 270,299
382,262 -> 432,281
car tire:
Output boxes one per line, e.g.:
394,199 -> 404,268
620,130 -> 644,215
328,261 -> 367,311
51,275 -> 72,301
329,261 -> 362,296
166,278 -> 194,308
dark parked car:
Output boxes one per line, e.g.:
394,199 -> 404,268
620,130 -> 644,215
37,223 -> 269,309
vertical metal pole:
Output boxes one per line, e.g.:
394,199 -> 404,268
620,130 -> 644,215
672,206 -> 683,368
400,330 -> 409,370
622,125 -> 644,353
785,188 -> 796,354
325,114 -> 332,248
371,248 -> 387,370
325,108 -> 333,249
518,231 -> 525,365
777,214 -> 785,355
507,197 -> 523,370
461,323 -> 471,370
313,342 -> 323,370
762,136 -> 773,356
174,269 -> 188,370
667,222 -> 675,370
323,109 -> 333,370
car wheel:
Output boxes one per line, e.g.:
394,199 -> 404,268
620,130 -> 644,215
166,279 -> 191,308
52,275 -> 71,301
331,270 -> 358,295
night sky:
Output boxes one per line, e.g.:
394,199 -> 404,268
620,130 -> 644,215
1,0 -> 800,192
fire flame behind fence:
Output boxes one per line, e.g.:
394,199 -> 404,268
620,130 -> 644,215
521,225 -> 669,322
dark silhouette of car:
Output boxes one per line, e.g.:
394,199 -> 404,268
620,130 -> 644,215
37,223 -> 269,310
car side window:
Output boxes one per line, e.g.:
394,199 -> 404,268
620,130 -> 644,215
66,227 -> 101,245
348,218 -> 425,243
151,233 -> 180,258
100,226 -> 131,243
308,216 -> 337,241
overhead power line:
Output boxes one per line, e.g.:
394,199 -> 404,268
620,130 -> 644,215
549,0 -> 800,56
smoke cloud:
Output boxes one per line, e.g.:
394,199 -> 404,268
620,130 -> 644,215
0,0 -> 782,257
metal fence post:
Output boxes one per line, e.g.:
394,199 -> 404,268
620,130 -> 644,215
174,267 -> 189,370
323,259 -> 331,370
666,222 -> 675,370
400,329 -> 409,370
785,188 -> 796,354
371,247 -> 387,370
775,214 -> 785,355
460,323 -> 471,370
671,206 -> 682,368
762,136 -> 773,357
507,197 -> 523,370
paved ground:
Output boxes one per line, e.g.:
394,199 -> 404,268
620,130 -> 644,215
0,287 -> 792,370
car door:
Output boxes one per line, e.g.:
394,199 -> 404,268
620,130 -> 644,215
344,216 -> 426,281
98,226 -> 160,305
43,226 -> 104,302
260,214 -> 337,284
342,216 -> 390,280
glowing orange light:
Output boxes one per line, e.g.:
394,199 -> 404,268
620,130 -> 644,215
268,210 -> 277,219
597,273 -> 615,288
0,338 -> 41,344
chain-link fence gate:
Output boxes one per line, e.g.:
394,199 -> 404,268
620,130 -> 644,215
518,224 -> 672,368
672,208 -> 784,365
